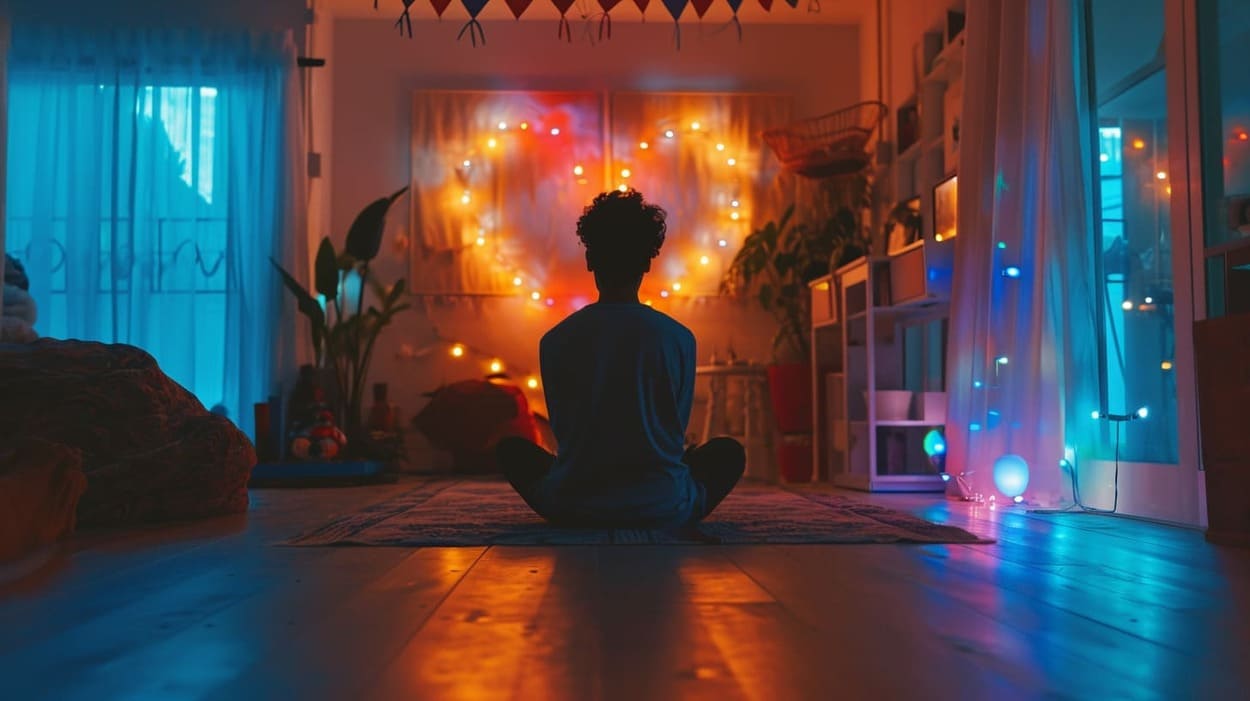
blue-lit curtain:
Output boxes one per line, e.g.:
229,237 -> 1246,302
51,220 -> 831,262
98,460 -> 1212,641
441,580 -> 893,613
944,0 -> 1101,506
4,26 -> 304,435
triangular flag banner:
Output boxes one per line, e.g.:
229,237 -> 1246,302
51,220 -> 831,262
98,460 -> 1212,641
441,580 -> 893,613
553,0 -> 575,41
396,0 -> 416,37
785,0 -> 798,6
757,0 -> 772,10
506,0 -> 534,18
728,0 -> 744,40
691,0 -> 712,18
663,0 -> 687,49
599,0 -> 623,40
634,0 -> 650,19
459,0 -> 489,46
430,0 -> 453,17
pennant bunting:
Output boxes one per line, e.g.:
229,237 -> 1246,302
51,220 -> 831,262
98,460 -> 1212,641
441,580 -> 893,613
728,0 -> 743,40
634,0 -> 650,20
758,0 -> 773,10
691,0 -> 712,18
553,0 -> 575,41
396,0 -> 416,37
430,0 -> 454,18
506,0 -> 534,18
459,0 -> 489,46
599,0 -> 623,40
662,0 -> 687,49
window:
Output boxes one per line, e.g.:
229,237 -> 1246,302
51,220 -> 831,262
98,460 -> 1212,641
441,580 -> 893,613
1089,0 -> 1178,463
5,27 -> 295,433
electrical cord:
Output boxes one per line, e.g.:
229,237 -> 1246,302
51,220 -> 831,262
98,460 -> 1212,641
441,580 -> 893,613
1031,412 -> 1134,515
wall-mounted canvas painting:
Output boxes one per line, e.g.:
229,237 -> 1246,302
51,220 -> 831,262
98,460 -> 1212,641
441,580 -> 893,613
933,174 -> 958,242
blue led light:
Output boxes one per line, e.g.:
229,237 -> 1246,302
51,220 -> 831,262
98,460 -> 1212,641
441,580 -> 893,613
969,423 -> 982,432
973,380 -> 983,389
1003,266 -> 1021,278
997,241 -> 1007,250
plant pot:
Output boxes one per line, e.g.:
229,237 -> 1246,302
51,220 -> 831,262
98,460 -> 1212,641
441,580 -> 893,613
776,434 -> 813,483
767,362 -> 813,434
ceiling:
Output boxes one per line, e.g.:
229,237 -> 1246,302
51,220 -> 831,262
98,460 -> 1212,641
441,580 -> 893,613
321,0 -> 872,25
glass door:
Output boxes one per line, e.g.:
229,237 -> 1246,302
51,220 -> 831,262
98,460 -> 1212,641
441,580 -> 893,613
1195,0 -> 1250,316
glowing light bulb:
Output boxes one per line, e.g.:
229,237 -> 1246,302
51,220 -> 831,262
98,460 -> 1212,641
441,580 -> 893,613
1156,171 -> 1167,180
973,380 -> 983,388
660,289 -> 670,298
690,121 -> 701,130
1136,406 -> 1149,419
497,121 -> 508,130
664,129 -> 675,139
727,158 -> 737,166
549,127 -> 561,136
1013,495 -> 1024,504
941,473 -> 951,482
1161,360 -> 1173,371
618,184 -> 628,192
1091,410 -> 1101,419
997,241 -> 1007,249
490,360 -> 503,373
672,282 -> 682,291
1099,153 -> 1109,162
716,143 -> 725,151
487,138 -> 497,149
526,377 -> 539,389
475,236 -> 485,246
460,191 -> 471,205
512,276 -> 523,287
639,141 -> 649,150
462,159 -> 471,168
718,239 -> 728,248
519,121 -> 529,130
620,168 -> 631,178
1145,296 -> 1154,304
730,211 -> 740,221
935,234 -> 944,242
1132,138 -> 1146,150
1121,300 -> 1133,310
545,297 -> 555,307
1003,266 -> 1021,278
731,199 -> 740,208
573,164 -> 584,176
450,344 -> 465,358
530,291 -> 541,301
700,255 -> 710,265
995,356 -> 1009,365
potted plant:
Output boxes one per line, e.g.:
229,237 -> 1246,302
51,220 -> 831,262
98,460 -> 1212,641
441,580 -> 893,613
271,186 -> 412,456
721,176 -> 871,480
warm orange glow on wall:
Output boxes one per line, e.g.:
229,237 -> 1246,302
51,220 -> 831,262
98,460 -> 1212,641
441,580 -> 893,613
1132,138 -> 1146,150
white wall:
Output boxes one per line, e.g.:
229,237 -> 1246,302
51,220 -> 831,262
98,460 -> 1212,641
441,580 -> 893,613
325,18 -> 863,464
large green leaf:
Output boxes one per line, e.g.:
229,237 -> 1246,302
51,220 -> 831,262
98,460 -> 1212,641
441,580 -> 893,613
314,237 -> 340,301
344,186 -> 409,263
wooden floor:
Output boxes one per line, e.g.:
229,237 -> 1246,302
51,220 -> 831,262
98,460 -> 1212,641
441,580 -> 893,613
2,481 -> 1248,701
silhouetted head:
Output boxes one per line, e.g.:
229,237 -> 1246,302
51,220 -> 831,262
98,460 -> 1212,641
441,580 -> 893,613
576,189 -> 667,297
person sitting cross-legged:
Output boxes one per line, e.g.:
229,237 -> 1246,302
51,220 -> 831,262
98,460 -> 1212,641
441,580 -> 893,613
496,189 -> 745,530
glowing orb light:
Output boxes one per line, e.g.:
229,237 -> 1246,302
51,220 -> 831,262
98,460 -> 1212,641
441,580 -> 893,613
992,454 -> 1030,498
922,429 -> 946,457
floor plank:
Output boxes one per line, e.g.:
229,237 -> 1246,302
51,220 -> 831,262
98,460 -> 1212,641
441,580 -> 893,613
1,480 -> 1247,701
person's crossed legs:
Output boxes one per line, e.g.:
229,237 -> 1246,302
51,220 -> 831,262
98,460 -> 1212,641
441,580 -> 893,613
684,436 -> 746,519
497,435 -> 746,524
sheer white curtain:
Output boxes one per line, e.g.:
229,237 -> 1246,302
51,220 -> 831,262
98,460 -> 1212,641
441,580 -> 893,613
4,26 -> 305,435
945,0 -> 1101,505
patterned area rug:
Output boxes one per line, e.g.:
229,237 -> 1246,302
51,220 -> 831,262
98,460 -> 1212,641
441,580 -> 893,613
284,480 -> 991,546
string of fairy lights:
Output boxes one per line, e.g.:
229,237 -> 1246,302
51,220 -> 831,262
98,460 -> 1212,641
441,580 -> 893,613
443,112 -> 754,308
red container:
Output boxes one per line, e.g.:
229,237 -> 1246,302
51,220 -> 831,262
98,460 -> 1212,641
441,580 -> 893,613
776,435 -> 813,483
767,362 -> 813,434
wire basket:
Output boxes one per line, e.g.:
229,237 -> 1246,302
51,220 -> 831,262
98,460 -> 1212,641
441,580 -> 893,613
763,101 -> 887,179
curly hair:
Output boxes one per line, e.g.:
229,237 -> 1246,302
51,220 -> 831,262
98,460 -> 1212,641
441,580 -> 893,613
576,189 -> 667,285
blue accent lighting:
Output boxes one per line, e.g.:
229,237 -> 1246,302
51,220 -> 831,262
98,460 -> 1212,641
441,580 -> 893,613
1003,266 -> 1021,278
992,454 -> 1030,498
923,429 -> 946,457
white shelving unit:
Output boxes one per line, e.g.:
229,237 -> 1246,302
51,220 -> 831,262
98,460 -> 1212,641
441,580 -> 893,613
826,257 -> 949,491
